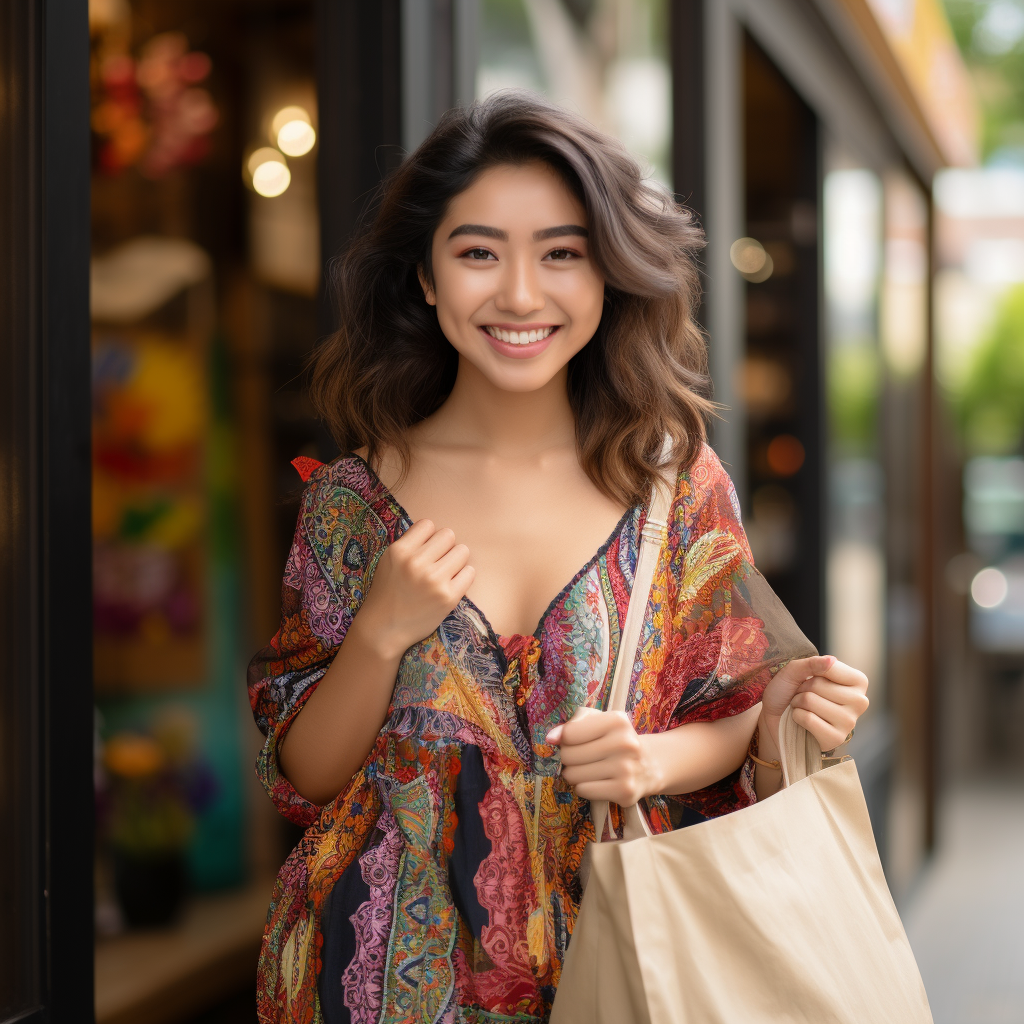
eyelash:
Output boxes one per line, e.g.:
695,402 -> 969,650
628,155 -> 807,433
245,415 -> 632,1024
457,246 -> 581,261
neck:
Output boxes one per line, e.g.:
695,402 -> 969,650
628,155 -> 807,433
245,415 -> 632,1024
423,357 -> 576,457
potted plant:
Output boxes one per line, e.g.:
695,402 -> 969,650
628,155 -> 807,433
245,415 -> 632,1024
99,711 -> 215,928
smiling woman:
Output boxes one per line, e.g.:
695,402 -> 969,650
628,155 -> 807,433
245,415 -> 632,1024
309,92 -> 713,509
249,91 -> 870,1024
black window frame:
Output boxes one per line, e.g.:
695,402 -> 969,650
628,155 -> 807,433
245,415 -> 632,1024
0,0 -> 93,1021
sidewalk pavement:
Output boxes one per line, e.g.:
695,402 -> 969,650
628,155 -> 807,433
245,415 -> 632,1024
903,782 -> 1024,1024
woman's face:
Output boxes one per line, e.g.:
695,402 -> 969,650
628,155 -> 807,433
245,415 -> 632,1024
421,161 -> 605,392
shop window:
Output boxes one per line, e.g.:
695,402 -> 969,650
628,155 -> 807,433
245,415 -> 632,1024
88,1 -> 326,1020
740,35 -> 821,645
477,0 -> 672,187
822,166 -> 885,711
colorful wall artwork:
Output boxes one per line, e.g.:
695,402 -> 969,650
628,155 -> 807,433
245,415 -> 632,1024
92,236 -> 212,691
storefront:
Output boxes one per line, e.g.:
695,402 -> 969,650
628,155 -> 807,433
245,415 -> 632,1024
677,0 -> 975,898
0,1 -> 974,1022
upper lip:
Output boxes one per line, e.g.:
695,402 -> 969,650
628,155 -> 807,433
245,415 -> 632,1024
480,323 -> 560,331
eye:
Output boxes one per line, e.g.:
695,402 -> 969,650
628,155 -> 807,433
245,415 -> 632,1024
462,247 -> 497,261
545,247 -> 578,261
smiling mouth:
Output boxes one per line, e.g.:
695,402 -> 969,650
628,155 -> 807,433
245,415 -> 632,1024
482,325 -> 558,346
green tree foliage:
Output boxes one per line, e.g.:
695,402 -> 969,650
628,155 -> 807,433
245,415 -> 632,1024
829,341 -> 881,455
945,0 -> 1024,159
959,283 -> 1024,453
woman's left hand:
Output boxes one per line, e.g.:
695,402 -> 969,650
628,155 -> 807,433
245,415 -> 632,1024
545,708 -> 652,806
760,654 -> 870,752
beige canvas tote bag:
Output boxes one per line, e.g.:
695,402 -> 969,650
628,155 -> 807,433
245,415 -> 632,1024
550,466 -> 933,1024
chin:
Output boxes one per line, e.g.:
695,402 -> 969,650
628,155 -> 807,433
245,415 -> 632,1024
480,361 -> 564,393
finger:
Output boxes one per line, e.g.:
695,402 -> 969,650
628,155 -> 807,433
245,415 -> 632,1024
398,519 -> 436,545
545,706 -> 601,746
796,678 -> 870,711
790,690 -> 859,730
817,658 -> 869,690
556,731 -> 629,767
418,526 -> 459,563
559,708 -> 625,748
790,707 -> 847,750
448,564 -> 476,600
777,655 -> 836,683
434,543 -> 471,580
561,759 -> 621,786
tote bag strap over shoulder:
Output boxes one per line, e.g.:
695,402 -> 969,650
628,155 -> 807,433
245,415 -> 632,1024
588,439 -> 825,845
590,437 -> 675,844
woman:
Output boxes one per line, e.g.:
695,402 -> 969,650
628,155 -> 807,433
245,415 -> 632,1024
248,92 -> 869,1024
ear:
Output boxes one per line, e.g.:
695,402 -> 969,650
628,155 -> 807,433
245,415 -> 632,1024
417,265 -> 436,306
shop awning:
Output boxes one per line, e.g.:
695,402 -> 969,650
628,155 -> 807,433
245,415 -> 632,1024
823,0 -> 979,173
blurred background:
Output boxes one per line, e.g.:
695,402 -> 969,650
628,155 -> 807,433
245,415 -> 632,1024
19,0 -> 1024,1020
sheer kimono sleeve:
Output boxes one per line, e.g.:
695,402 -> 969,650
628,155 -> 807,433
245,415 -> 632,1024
246,467 -> 381,826
633,445 -> 816,820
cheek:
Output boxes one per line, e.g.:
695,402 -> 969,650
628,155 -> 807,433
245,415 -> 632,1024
432,262 -> 491,324
561,269 -> 605,324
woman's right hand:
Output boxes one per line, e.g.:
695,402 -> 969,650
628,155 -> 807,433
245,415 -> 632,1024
280,519 -> 473,804
356,519 -> 475,659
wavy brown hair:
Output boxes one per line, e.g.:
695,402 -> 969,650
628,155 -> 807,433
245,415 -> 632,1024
310,90 -> 713,507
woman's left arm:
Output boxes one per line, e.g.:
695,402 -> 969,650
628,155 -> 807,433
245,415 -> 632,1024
546,654 -> 868,807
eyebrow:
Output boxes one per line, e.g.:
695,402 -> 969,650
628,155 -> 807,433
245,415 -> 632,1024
533,224 -> 588,241
448,224 -> 508,241
447,223 -> 589,242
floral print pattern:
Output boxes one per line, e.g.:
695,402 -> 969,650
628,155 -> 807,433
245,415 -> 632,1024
248,447 -> 815,1023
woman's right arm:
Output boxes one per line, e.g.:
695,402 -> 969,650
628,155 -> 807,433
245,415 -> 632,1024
278,518 -> 474,805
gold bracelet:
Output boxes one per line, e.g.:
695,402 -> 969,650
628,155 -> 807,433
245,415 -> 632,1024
748,734 -> 781,772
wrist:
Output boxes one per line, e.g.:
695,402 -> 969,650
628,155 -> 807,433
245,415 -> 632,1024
636,733 -> 667,800
756,709 -> 782,760
347,610 -> 408,664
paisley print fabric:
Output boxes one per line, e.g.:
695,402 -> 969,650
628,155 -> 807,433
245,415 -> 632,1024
247,446 -> 816,1023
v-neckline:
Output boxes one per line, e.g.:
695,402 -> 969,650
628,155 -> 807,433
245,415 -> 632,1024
351,452 -> 640,645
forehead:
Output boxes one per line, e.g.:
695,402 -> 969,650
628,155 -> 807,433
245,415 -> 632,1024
441,161 -> 587,232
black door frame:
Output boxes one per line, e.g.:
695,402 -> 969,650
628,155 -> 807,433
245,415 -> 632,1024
0,0 -> 93,1021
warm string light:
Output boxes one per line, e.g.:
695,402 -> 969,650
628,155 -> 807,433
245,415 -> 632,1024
272,105 -> 316,157
243,105 -> 315,198
247,147 -> 290,197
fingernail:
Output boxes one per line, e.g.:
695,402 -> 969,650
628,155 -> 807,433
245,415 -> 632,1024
545,726 -> 562,744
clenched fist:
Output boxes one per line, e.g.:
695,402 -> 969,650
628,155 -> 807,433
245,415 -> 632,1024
359,519 -> 475,659
760,655 -> 869,752
546,709 -> 652,806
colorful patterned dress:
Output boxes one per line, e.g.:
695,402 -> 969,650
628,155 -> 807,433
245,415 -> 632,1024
248,444 -> 815,1024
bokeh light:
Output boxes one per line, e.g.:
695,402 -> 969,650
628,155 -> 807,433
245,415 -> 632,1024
730,236 -> 775,283
730,236 -> 766,274
246,147 -> 290,197
271,105 -> 315,157
971,567 -> 1009,608
766,434 -> 805,476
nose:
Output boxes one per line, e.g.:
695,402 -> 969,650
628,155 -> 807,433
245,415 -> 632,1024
495,252 -> 544,317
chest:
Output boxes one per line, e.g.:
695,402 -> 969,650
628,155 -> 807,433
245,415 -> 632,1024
391,457 -> 629,637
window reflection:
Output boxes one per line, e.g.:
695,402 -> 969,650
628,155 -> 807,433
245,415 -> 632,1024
823,165 -> 886,707
478,0 -> 671,185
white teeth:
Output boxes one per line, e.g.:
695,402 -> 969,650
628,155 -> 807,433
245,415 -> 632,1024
484,326 -> 556,345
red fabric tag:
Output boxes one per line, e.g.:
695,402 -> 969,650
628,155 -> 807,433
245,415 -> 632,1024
290,456 -> 324,482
